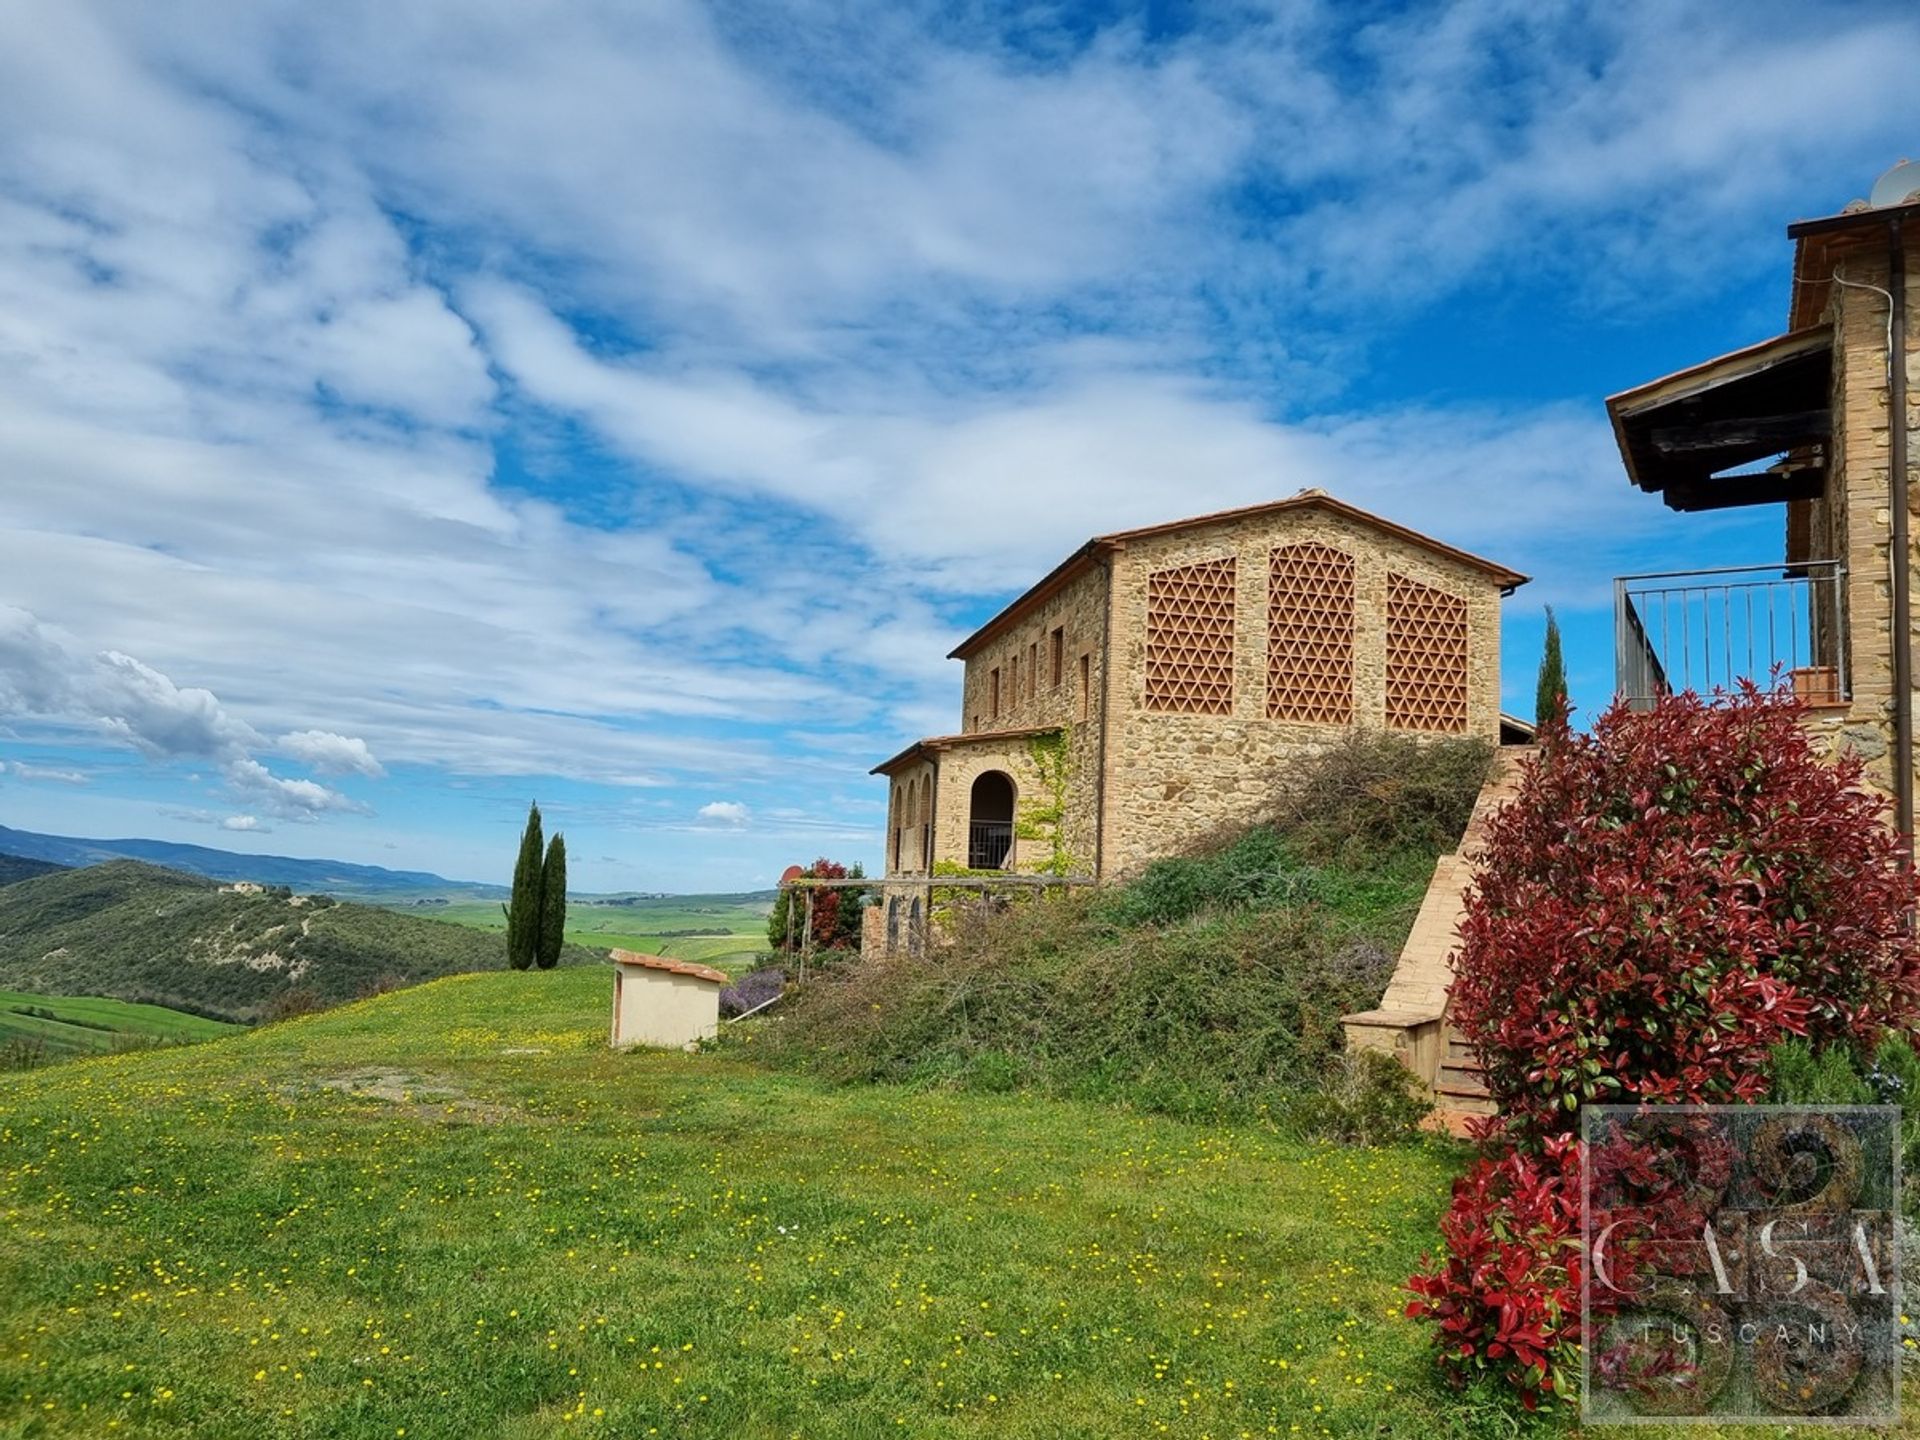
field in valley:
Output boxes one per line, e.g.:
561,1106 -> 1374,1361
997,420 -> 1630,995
423,892 -> 775,974
1,966 -> 1857,1440
0,988 -> 239,1063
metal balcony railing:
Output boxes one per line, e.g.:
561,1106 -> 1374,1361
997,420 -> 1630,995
1614,560 -> 1847,711
968,821 -> 1013,871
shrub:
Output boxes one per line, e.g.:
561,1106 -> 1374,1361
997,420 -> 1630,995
259,987 -> 326,1024
1406,1135 -> 1584,1410
354,972 -> 410,1002
1293,1048 -> 1433,1145
756,892 -> 1396,1124
719,967 -> 785,1019
1265,730 -> 1494,870
1768,1033 -> 1920,1221
1094,826 -> 1316,929
1450,686 -> 1920,1144
1765,1037 -> 1873,1105
767,859 -> 868,953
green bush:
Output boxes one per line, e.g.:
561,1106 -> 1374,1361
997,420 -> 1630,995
1292,1048 -> 1433,1145
1264,730 -> 1494,870
1768,1034 -> 1920,1220
1766,1038 -> 1873,1105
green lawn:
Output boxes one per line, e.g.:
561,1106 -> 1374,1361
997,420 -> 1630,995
0,988 -> 238,1062
0,969 -> 1907,1438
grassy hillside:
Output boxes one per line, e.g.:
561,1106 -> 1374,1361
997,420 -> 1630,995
0,967 -> 1838,1439
427,891 -> 774,974
0,987 -> 239,1065
759,734 -> 1495,1125
0,853 -> 66,887
0,860 -> 599,1023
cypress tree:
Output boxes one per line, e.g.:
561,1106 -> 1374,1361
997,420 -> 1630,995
505,802 -> 543,971
1535,606 -> 1569,728
537,833 -> 567,970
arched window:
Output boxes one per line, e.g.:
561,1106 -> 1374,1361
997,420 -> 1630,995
967,771 -> 1016,870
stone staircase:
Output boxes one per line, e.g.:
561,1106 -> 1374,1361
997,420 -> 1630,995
1341,746 -> 1531,1131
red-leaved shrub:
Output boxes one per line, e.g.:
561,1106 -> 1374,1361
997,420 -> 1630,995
1406,1135 -> 1585,1409
1451,686 -> 1920,1143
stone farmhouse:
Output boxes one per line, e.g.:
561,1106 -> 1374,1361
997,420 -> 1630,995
870,490 -> 1530,897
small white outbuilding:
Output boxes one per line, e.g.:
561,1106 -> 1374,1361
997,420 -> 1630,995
608,949 -> 728,1050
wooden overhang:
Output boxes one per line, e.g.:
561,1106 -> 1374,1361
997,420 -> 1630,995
1606,326 -> 1832,512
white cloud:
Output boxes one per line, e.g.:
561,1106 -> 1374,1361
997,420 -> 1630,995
698,801 -> 749,825
222,814 -> 265,831
278,729 -> 385,778
0,606 -> 367,820
0,760 -> 89,785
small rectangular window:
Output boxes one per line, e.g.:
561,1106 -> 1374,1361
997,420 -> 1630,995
1010,654 -> 1020,707
1050,628 -> 1064,687
1028,641 -> 1039,696
990,669 -> 1001,719
1077,653 -> 1091,721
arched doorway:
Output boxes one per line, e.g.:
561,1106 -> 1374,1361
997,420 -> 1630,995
968,771 -> 1015,870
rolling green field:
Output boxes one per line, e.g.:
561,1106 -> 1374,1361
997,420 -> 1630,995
0,988 -> 239,1063
0,861 -> 594,1024
422,892 -> 774,974
0,966 -> 1853,1439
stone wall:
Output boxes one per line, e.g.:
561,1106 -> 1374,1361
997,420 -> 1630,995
882,758 -> 937,875
1098,507 -> 1508,876
956,561 -> 1110,873
927,735 -> 1051,875
1801,234 -> 1920,804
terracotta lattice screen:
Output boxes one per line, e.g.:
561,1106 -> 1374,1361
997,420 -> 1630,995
1385,573 -> 1470,731
1144,557 -> 1237,714
1267,542 -> 1355,722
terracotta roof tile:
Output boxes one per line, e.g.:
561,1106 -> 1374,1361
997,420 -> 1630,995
947,490 -> 1527,660
609,949 -> 730,986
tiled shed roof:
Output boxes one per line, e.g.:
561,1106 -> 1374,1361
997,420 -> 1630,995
609,949 -> 729,985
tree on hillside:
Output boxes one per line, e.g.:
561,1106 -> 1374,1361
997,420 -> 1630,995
537,833 -> 567,970
504,803 -> 544,971
1533,606 -> 1567,728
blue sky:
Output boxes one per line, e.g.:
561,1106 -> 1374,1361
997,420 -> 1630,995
0,0 -> 1916,892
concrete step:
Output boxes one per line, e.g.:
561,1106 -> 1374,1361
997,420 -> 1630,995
1435,1069 -> 1489,1099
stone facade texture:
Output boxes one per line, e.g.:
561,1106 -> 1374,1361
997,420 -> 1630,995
1099,507 -> 1505,876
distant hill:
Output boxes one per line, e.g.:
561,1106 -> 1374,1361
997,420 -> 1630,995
0,853 -> 66,887
0,823 -> 504,899
0,859 -> 597,1023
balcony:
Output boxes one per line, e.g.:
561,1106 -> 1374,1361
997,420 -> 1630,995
1614,560 -> 1847,710
968,821 -> 1014,870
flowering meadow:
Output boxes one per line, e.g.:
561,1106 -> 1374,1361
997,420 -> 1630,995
0,967 -> 1900,1437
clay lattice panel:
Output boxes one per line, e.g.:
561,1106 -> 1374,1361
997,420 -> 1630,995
1267,542 -> 1355,722
1385,573 -> 1470,732
1144,557 -> 1237,714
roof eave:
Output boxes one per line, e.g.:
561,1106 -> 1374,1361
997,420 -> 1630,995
946,541 -> 1108,661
